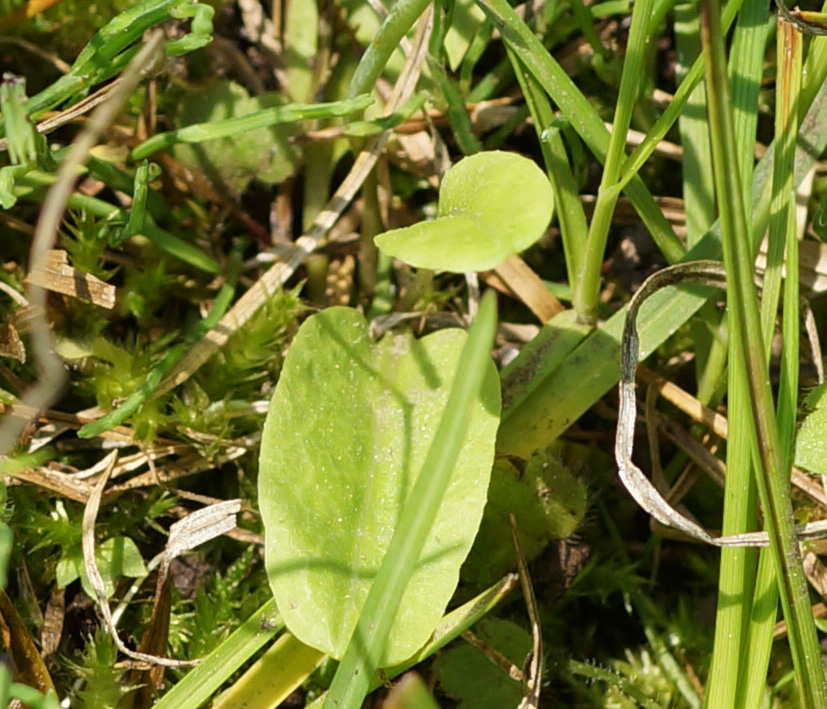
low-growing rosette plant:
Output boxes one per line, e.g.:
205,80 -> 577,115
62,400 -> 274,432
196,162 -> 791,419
257,150 -> 557,707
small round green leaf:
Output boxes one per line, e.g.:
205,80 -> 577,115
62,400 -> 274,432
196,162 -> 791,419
259,307 -> 500,666
374,151 -> 553,272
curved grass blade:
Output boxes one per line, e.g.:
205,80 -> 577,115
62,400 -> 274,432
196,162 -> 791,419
322,291 -> 499,709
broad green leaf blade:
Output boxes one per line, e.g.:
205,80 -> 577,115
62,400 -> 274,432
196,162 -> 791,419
438,151 -> 552,252
375,151 -> 553,272
323,292 -> 500,709
375,215 -> 499,272
259,307 -> 500,666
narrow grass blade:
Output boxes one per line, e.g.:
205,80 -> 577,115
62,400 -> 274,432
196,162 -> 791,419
728,0 -> 770,223
346,0 -> 432,98
674,2 -> 714,245
322,291 -> 499,709
705,0 -> 769,703
701,0 -> 827,704
427,58 -> 483,155
153,600 -> 283,709
736,19 -> 805,709
507,51 -> 587,286
618,0 -> 746,190
129,95 -> 373,161
572,0 -> 655,322
23,0 -> 213,119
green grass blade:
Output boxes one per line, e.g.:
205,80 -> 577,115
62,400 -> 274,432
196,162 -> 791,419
728,0 -> 770,225
569,0 -> 610,59
736,20 -> 805,708
675,2 -> 714,244
572,0 -> 655,322
775,19 -> 803,485
507,51 -> 587,282
22,0 -> 211,119
129,95 -> 373,161
704,0 -> 769,704
618,0 -> 745,191
800,34 -> 827,116
701,1 -> 827,704
153,600 -> 283,709
322,291 -> 499,709
427,58 -> 483,155
346,0 -> 432,99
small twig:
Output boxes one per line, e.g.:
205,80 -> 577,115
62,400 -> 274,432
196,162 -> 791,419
0,36 -> 71,74
461,629 -> 524,681
510,514 -> 542,709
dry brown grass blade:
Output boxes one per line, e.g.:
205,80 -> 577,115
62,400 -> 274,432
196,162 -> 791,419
488,255 -> 564,323
637,367 -> 827,508
0,586 -> 56,693
104,437 -> 253,499
24,249 -> 116,309
83,452 -> 242,668
616,261 -> 827,546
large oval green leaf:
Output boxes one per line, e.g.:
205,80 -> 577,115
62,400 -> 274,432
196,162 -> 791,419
259,308 -> 500,666
374,151 -> 553,272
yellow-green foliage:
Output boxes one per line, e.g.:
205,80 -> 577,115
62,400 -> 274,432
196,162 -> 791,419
82,336 -> 172,440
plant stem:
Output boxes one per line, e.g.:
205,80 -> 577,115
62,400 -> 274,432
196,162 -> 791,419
704,0 -> 769,702
737,21 -> 805,708
701,1 -> 827,705
572,0 -> 654,323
